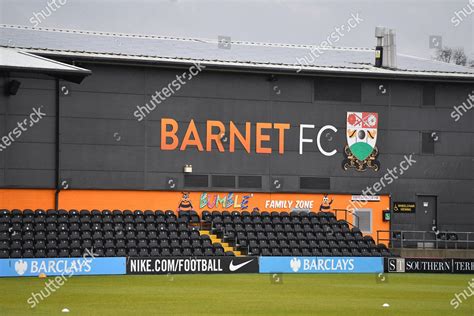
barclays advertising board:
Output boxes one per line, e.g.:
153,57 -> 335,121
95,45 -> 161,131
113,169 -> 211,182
0,257 -> 126,277
259,257 -> 384,273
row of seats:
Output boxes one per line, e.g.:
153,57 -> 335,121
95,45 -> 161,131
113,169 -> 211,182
0,209 -> 199,225
1,236 -> 218,250
1,246 -> 233,259
0,222 -> 194,233
253,247 -> 383,257
1,230 -> 201,241
203,210 -> 338,225
231,232 -> 366,243
214,223 -> 352,235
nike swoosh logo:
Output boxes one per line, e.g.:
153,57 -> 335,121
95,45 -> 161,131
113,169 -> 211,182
229,259 -> 254,271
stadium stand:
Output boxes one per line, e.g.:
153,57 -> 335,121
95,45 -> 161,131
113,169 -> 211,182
0,209 -> 227,258
0,209 -> 391,258
205,210 -> 391,257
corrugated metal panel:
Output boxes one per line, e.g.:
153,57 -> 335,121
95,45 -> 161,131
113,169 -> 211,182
0,47 -> 90,82
1,25 -> 473,80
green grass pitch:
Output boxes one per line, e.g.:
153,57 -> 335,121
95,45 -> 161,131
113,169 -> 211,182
0,274 -> 472,315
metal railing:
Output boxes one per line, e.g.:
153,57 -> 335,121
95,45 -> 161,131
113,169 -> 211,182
332,209 -> 360,228
214,223 -> 250,255
377,230 -> 474,249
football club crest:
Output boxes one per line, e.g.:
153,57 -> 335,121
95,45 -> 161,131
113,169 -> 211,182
342,112 -> 380,171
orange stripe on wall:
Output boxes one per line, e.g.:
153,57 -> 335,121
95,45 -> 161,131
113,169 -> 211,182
59,190 -> 182,211
0,189 -> 55,210
0,189 -> 390,244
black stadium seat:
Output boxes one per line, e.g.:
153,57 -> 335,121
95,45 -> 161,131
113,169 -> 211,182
116,248 -> 126,257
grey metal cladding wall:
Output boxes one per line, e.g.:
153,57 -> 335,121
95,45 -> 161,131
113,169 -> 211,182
436,83 -> 473,108
61,117 -> 145,146
2,63 -> 473,232
58,64 -> 146,189
144,69 -> 284,101
61,144 -> 144,172
0,75 -> 6,185
390,106 -> 472,132
59,169 -> 144,190
72,64 -> 145,94
56,63 -> 314,189
61,91 -> 146,120
357,79 -> 473,231
1,74 -> 56,188
361,81 -> 422,107
147,148 -> 270,174
145,97 -> 272,123
439,201 -> 474,232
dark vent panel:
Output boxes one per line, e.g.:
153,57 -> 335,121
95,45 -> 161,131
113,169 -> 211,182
184,175 -> 209,188
212,175 -> 236,188
238,176 -> 262,189
300,177 -> 330,190
315,78 -> 361,102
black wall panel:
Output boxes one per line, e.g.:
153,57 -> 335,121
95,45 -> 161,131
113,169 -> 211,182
61,117 -> 145,146
5,169 -> 55,188
435,83 -> 473,108
1,75 -> 56,188
72,64 -> 145,94
315,78 -> 361,102
60,170 -> 144,190
145,97 -> 272,123
60,144 -> 145,172
61,91 -> 146,120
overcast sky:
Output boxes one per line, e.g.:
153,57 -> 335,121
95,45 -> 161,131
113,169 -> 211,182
0,0 -> 473,60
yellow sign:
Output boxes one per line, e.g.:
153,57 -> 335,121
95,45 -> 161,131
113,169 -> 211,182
393,202 -> 416,213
